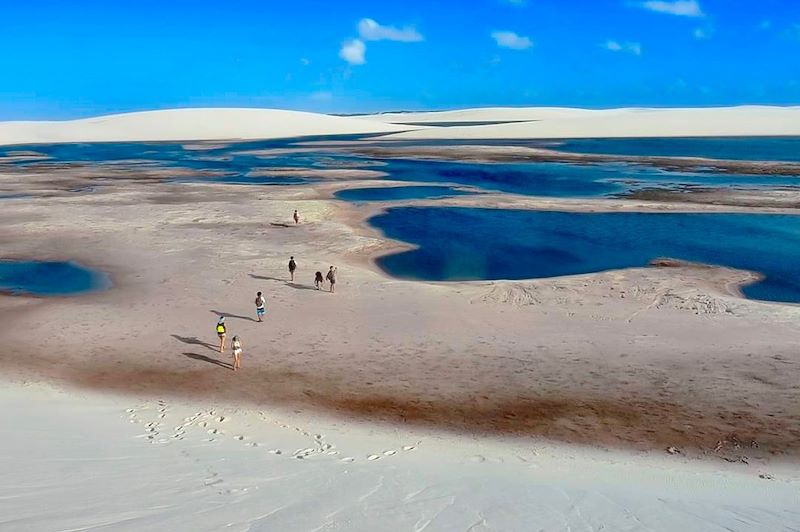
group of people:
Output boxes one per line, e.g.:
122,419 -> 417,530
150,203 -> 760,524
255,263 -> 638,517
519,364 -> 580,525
289,256 -> 337,293
211,211 -> 339,371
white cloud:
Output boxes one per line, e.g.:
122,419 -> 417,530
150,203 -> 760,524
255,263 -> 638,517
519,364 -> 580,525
300,58 -> 310,66
759,20 -> 771,30
358,18 -> 423,42
491,31 -> 533,50
501,0 -> 528,5
639,0 -> 704,17
339,39 -> 366,65
604,40 -> 642,55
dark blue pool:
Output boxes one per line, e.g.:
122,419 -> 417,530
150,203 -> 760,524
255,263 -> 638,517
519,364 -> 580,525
0,261 -> 110,296
553,137 -> 800,162
334,185 -> 476,202
370,207 -> 800,304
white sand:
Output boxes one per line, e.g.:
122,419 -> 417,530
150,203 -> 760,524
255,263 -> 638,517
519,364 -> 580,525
2,382 -> 797,531
0,108 -> 415,146
374,106 -> 800,139
2,106 -> 800,147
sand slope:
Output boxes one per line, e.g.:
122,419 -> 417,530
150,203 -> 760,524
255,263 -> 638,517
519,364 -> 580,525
0,108 -> 414,146
3,384 -> 797,531
2,106 -> 800,146
377,106 -> 800,139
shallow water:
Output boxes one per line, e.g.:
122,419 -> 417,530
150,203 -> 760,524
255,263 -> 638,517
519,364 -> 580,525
0,261 -> 110,296
370,207 -> 800,304
553,137 -> 800,162
334,185 -> 476,202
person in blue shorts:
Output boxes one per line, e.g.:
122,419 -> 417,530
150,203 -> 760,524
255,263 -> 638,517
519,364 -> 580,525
254,291 -> 266,322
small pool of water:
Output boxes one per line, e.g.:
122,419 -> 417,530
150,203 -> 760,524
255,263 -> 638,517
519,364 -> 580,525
380,159 -> 800,198
370,207 -> 800,304
334,185 -> 476,202
0,260 -> 111,296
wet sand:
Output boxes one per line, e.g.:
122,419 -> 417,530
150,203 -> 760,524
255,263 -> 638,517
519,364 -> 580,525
341,144 -> 800,176
2,158 -> 800,465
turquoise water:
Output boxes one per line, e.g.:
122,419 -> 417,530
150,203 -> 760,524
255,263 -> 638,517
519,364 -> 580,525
334,185 -> 475,202
371,208 -> 800,304
0,261 -> 110,296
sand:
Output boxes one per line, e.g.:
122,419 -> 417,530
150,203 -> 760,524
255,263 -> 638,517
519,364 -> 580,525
3,107 -> 800,529
372,106 -> 800,139
3,106 -> 800,147
3,382 -> 798,530
0,108 -> 415,146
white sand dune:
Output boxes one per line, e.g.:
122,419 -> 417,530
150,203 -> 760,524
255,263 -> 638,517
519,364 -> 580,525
376,106 -> 800,139
0,108 -> 415,146
361,106 -> 596,123
3,383 -> 797,531
2,106 -> 800,146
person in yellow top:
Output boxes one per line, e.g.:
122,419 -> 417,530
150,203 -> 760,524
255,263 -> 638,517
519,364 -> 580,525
216,316 -> 226,353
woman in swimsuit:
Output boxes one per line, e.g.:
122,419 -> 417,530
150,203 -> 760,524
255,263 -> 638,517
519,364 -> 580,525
231,336 -> 242,371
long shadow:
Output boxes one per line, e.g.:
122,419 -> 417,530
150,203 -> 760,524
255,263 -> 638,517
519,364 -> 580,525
182,352 -> 232,370
171,334 -> 217,352
249,274 -> 319,291
287,282 -> 319,291
249,274 -> 285,282
210,309 -> 258,322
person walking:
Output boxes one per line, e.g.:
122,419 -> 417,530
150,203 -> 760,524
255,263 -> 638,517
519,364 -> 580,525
325,266 -> 337,293
254,291 -> 266,322
314,271 -> 324,290
216,316 -> 227,353
288,256 -> 297,282
231,336 -> 243,371
293,210 -> 300,224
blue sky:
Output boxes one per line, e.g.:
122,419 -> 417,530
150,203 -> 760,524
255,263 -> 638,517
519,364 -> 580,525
1,0 -> 798,119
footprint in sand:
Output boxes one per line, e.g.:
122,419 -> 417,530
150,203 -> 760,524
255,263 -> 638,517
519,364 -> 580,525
234,435 -> 245,441
383,450 -> 397,457
268,449 -> 282,455
367,454 -> 381,461
402,445 -> 416,451
126,408 -> 136,413
340,457 -> 355,463
207,429 -> 220,435
217,416 -> 226,423
199,422 -> 208,428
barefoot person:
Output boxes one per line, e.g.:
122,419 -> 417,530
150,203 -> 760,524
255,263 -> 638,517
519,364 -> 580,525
288,256 -> 297,282
216,316 -> 226,353
325,266 -> 337,293
231,336 -> 242,371
293,210 -> 300,224
314,271 -> 324,290
254,291 -> 266,322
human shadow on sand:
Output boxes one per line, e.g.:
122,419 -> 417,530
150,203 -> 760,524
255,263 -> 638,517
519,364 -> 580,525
249,274 -> 319,291
182,352 -> 232,370
171,334 -> 217,352
210,309 -> 258,322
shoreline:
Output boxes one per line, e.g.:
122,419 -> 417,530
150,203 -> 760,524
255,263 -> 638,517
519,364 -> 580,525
2,176 -> 800,462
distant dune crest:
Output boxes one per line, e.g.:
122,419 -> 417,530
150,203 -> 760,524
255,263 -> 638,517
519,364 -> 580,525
1,106 -> 800,145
